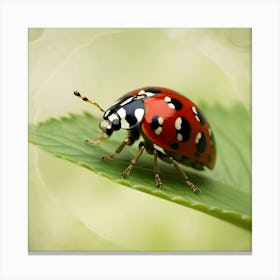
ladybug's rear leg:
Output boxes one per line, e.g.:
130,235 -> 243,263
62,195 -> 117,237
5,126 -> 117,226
153,150 -> 164,189
169,157 -> 201,193
154,149 -> 200,193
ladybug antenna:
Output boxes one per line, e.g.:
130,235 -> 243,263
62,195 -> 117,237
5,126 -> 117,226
74,91 -> 105,113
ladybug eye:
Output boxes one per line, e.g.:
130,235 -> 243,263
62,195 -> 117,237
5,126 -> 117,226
112,119 -> 121,131
105,127 -> 113,136
99,120 -> 113,136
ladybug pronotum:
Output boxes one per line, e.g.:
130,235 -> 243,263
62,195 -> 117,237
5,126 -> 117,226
74,87 -> 216,193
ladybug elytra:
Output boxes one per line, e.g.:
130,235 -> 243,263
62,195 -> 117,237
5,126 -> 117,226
74,87 -> 216,193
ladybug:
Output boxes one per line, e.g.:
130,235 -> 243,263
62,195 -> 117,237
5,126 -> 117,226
74,87 -> 216,193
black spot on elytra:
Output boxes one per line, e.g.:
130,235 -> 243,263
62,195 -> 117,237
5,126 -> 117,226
176,116 -> 191,142
207,154 -> 212,162
165,97 -> 183,111
195,152 -> 200,158
196,132 -> 207,153
150,115 -> 161,130
144,87 -> 162,94
170,143 -> 179,150
170,98 -> 183,110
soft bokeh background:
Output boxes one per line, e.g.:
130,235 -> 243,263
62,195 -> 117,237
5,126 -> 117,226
28,28 -> 251,251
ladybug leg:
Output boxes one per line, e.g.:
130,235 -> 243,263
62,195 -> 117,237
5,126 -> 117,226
169,157 -> 201,193
101,129 -> 140,160
101,137 -> 133,160
153,150 -> 163,189
85,130 -> 106,145
153,150 -> 200,193
121,142 -> 145,178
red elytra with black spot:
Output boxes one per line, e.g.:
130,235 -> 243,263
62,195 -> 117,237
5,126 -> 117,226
119,87 -> 216,169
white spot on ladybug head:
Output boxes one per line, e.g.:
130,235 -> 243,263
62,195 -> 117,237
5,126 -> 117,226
134,108 -> 144,122
195,132 -> 202,144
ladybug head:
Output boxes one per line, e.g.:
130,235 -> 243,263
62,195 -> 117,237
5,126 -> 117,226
98,115 -> 121,139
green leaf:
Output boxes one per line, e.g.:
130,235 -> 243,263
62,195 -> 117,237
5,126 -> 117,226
29,104 -> 251,230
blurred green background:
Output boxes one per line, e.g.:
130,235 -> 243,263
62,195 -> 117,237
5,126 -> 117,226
28,28 -> 251,251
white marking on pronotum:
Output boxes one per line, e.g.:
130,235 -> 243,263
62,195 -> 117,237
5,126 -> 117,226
157,116 -> 164,125
177,133 -> 183,142
155,127 -> 162,135
120,118 -> 130,129
134,108 -> 144,122
120,96 -> 134,106
104,110 -> 110,118
175,117 -> 182,130
108,113 -> 119,122
195,132 -> 202,144
117,107 -> 126,119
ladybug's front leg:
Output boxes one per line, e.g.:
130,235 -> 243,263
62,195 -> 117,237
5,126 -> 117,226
101,137 -> 134,160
